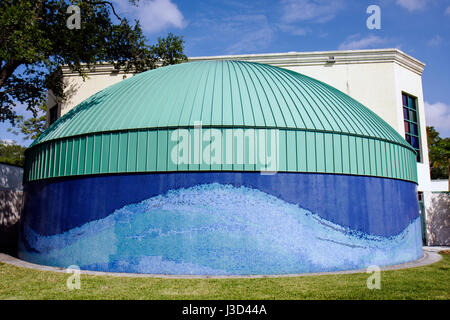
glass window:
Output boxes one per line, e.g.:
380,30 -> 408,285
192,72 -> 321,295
418,192 -> 427,245
411,136 -> 419,149
49,105 -> 58,125
404,121 -> 409,133
409,110 -> 417,122
406,135 -> 411,144
403,108 -> 409,120
402,93 -> 421,162
410,123 -> 418,135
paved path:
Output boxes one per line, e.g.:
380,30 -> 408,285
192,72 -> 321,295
0,247 -> 446,279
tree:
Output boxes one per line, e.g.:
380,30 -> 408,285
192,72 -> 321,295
0,0 -> 187,125
426,126 -> 450,180
7,102 -> 47,140
0,141 -> 26,167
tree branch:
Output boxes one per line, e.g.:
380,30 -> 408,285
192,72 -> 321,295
0,59 -> 22,89
86,1 -> 123,21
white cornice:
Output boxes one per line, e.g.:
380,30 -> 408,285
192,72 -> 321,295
60,48 -> 426,76
189,48 -> 426,76
61,64 -> 136,76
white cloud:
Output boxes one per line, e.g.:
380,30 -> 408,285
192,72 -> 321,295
445,6 -> 450,16
425,101 -> 450,137
396,0 -> 427,12
113,0 -> 186,33
338,34 -> 388,50
277,23 -> 309,36
222,15 -> 274,54
0,139 -> 16,145
427,35 -> 442,46
192,14 -> 274,54
281,0 -> 345,23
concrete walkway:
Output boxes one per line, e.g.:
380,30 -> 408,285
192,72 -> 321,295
0,247 -> 446,279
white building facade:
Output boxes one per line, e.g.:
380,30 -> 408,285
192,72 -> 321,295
47,48 -> 437,244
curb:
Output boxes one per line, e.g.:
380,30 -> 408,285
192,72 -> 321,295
0,248 -> 443,279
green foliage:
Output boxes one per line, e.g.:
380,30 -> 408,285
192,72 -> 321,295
7,102 -> 47,140
427,126 -> 450,179
0,0 -> 187,124
0,140 -> 26,167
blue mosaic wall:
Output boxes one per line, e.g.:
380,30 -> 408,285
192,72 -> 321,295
18,172 -> 423,275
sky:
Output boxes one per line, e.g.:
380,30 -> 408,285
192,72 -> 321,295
1,0 -> 449,146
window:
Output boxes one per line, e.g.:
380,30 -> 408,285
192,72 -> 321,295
402,93 -> 421,162
49,105 -> 58,125
418,192 -> 427,245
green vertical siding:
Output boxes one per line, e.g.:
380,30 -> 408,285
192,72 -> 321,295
24,127 -> 418,183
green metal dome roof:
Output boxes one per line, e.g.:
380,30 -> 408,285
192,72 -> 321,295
24,60 -> 418,182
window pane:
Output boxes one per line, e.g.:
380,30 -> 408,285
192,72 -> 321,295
411,136 -> 419,149
49,106 -> 58,125
410,123 -> 418,135
408,96 -> 416,110
409,110 -> 417,122
403,107 -> 409,120
410,97 -> 416,109
416,151 -> 421,162
406,134 -> 412,144
404,121 -> 410,133
402,94 -> 408,106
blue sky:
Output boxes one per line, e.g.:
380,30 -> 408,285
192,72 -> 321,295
1,0 -> 449,145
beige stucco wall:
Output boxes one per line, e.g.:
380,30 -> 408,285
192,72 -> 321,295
285,62 -> 400,131
430,179 -> 449,192
60,70 -> 135,117
47,67 -> 135,122
393,63 -> 431,192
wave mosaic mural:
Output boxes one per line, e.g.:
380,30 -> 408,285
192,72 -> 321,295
19,173 -> 423,275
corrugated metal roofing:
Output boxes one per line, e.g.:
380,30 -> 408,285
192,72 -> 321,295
33,61 -> 409,146
24,60 -> 418,182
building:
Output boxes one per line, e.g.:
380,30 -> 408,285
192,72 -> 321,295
47,48 -> 435,245
19,58 -> 423,275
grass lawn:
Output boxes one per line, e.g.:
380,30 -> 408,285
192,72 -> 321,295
0,252 -> 449,300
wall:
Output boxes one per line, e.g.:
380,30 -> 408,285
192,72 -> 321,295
0,163 -> 23,255
393,63 -> 431,193
426,192 -> 450,246
425,180 -> 449,246
286,62 -> 400,131
19,172 -> 422,275
47,65 -> 135,122
430,179 -> 449,192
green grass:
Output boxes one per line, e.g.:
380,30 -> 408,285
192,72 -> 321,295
1,252 -> 449,300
